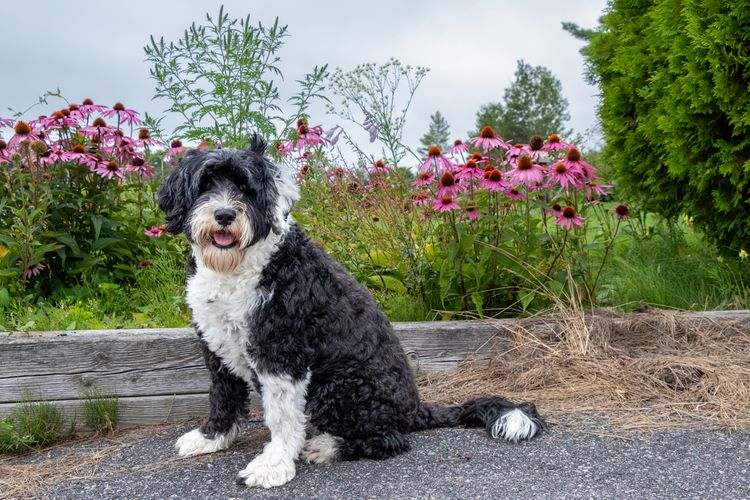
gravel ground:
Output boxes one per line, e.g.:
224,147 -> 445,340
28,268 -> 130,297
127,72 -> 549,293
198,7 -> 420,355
7,420 -> 750,499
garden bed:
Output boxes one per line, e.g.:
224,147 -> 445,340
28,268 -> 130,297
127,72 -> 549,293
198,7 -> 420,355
2,310 -> 750,432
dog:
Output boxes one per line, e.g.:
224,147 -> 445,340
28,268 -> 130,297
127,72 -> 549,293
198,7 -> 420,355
156,136 -> 545,488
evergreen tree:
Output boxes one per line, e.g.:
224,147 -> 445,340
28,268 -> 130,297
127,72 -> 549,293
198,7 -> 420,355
419,110 -> 451,156
571,0 -> 750,252
473,60 -> 571,144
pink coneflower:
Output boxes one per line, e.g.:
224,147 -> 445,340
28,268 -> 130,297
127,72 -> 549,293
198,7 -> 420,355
23,263 -> 46,279
555,206 -> 584,230
8,121 -> 42,149
0,117 -> 14,129
79,98 -> 107,117
464,203 -> 480,221
508,155 -> 544,186
68,144 -> 89,162
480,168 -> 506,192
507,143 -> 531,160
325,167 -> 349,180
456,159 -> 484,182
40,111 -> 78,130
369,159 -> 390,174
449,139 -> 469,156
165,139 -> 184,160
434,195 -> 461,212
81,153 -> 107,172
547,161 -> 583,190
80,117 -> 114,139
102,102 -> 142,127
471,126 -> 509,153
0,139 -> 8,161
563,148 -> 594,178
542,134 -> 575,152
411,190 -> 430,206
43,147 -> 75,165
294,120 -> 327,151
136,128 -> 160,147
126,157 -> 154,177
412,171 -> 434,187
437,171 -> 462,197
96,160 -> 125,180
505,187 -> 526,201
144,224 -> 165,237
585,180 -> 611,200
420,145 -> 454,173
612,204 -> 631,220
545,203 -> 563,217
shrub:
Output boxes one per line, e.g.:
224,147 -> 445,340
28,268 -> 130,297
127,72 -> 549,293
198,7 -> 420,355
576,0 -> 750,253
0,397 -> 67,453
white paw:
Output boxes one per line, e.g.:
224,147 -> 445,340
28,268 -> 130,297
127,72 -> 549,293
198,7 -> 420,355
235,452 -> 296,488
175,428 -> 236,457
303,433 -> 340,464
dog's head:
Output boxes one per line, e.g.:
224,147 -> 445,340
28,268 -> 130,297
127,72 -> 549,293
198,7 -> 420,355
157,135 -> 299,273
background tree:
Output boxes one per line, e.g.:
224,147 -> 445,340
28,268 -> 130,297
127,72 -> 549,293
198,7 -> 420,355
473,60 -> 571,143
570,0 -> 750,252
418,110 -> 451,156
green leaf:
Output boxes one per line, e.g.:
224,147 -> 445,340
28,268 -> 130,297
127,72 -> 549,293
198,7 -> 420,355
367,275 -> 408,295
520,292 -> 535,311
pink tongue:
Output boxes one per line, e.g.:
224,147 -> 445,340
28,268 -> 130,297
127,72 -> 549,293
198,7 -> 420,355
213,232 -> 236,246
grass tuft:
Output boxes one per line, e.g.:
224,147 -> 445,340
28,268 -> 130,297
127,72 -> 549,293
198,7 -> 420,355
0,396 -> 67,453
81,389 -> 119,435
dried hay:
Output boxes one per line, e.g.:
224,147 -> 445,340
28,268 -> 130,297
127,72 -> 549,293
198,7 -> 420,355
418,308 -> 750,434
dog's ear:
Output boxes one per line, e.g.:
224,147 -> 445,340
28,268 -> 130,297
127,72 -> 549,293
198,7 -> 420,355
157,150 -> 205,234
248,133 -> 267,156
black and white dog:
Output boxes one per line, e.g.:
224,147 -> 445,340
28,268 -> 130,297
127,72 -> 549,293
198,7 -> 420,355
157,136 -> 544,488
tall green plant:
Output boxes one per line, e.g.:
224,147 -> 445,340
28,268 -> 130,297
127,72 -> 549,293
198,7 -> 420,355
145,6 -> 328,147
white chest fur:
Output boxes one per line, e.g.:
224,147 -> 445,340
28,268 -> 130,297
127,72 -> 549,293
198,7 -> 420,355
186,235 -> 281,384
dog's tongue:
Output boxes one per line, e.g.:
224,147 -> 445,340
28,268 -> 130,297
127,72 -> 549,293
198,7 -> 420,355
213,232 -> 236,247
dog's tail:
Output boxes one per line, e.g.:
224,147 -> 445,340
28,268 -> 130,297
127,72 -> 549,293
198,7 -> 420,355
412,396 -> 545,442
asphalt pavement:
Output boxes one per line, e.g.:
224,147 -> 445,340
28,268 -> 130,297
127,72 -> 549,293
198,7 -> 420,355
9,420 -> 750,499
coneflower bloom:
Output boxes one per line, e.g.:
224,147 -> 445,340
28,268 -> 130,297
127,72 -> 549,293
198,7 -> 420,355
294,120 -> 327,151
41,111 -> 78,130
80,117 -> 114,139
585,180 -> 611,200
547,161 -> 583,190
96,160 -> 125,180
544,203 -> 563,217
411,190 -> 430,206
369,159 -> 390,174
165,139 -> 184,160
555,206 -> 584,230
508,155 -> 544,186
480,168 -> 506,192
464,203 -> 480,221
81,153 -> 107,172
0,117 -> 13,129
507,143 -> 531,160
144,225 -> 165,237
0,139 -> 8,161
420,145 -> 454,174
78,98 -> 107,117
456,159 -> 484,181
126,157 -> 154,177
8,121 -> 42,149
434,195 -> 461,212
102,102 -> 142,126
471,126 -> 509,152
612,204 -> 631,220
24,263 -> 46,279
505,187 -> 526,200
529,135 -> 548,162
412,171 -> 434,187
542,134 -> 575,152
563,148 -> 594,178
136,128 -> 160,147
449,139 -> 469,156
437,171 -> 462,197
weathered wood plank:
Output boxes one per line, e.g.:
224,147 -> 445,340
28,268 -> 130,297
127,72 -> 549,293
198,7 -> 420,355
0,393 -> 264,429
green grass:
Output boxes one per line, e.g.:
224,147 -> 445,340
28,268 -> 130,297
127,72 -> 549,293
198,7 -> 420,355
599,222 -> 750,310
0,396 -> 68,453
81,389 -> 119,435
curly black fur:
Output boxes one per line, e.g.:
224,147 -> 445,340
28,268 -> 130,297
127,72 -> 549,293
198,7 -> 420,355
161,138 -> 545,467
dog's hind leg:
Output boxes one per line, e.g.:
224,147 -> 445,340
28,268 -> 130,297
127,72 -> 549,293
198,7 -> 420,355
337,432 -> 411,461
176,341 -> 250,457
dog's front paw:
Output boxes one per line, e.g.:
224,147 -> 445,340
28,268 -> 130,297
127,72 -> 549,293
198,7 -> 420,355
175,428 -> 233,457
235,453 -> 296,488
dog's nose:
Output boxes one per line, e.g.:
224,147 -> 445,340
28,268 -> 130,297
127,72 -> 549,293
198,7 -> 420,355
214,208 -> 236,227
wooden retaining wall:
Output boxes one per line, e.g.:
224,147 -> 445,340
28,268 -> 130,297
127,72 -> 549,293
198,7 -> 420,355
0,321 -> 510,429
2,311 -> 748,429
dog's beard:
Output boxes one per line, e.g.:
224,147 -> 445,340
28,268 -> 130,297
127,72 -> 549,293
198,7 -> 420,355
189,201 -> 253,273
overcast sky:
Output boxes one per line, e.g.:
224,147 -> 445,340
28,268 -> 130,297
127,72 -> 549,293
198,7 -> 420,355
1,0 -> 607,161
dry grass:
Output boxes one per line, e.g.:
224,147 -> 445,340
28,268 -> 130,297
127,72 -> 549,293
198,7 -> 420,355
418,307 -> 750,434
